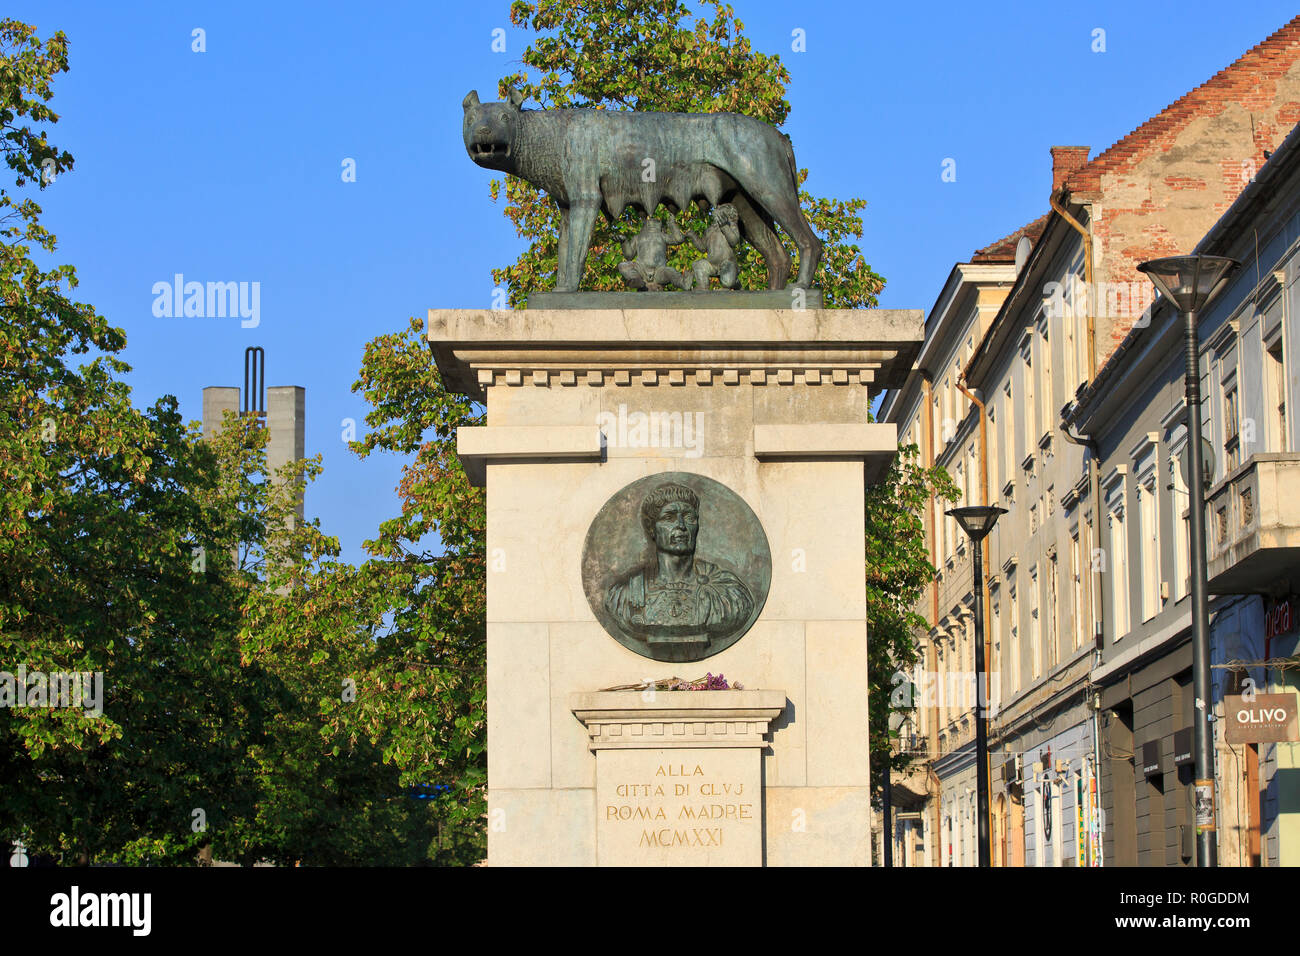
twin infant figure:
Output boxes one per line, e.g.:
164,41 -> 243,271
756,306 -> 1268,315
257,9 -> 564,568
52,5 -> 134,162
617,204 -> 742,292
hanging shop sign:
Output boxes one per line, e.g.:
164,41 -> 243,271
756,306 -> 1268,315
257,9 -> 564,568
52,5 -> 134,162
1141,739 -> 1162,777
1173,727 -> 1194,766
1224,693 -> 1299,744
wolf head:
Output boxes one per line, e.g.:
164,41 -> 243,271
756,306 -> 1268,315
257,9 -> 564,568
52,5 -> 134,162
463,87 -> 524,172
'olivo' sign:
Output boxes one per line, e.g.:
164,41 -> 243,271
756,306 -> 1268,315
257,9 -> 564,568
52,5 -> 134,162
1224,693 -> 1300,744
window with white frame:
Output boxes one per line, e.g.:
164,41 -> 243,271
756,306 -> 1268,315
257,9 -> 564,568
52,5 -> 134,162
1022,343 -> 1036,462
1106,474 -> 1130,639
1265,322 -> 1286,453
988,403 -> 1000,501
990,589 -> 1002,707
1037,313 -> 1053,444
1212,331 -> 1239,479
916,651 -> 928,741
1009,577 -> 1020,693
967,792 -> 977,866
961,613 -> 972,712
1222,370 -> 1241,474
941,639 -> 951,728
1064,252 -> 1086,397
954,359 -> 965,421
1070,527 -> 1085,650
946,374 -> 956,442
1003,381 -> 1016,489
1029,564 -> 1042,679
967,443 -> 978,507
1135,446 -> 1160,622
1047,551 -> 1060,670
935,471 -> 947,566
1167,424 -> 1190,603
951,463 -> 964,557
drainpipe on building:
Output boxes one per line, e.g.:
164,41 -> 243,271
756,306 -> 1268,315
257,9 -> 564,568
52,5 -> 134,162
1053,185 -> 1105,867
1062,421 -> 1105,866
957,376 -> 996,858
1049,193 -> 1096,381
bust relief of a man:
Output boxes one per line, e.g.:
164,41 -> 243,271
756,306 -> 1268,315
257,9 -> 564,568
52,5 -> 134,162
604,482 -> 754,649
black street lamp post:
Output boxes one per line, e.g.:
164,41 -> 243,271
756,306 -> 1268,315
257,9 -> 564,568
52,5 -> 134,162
946,504 -> 1006,867
1137,254 -> 1237,868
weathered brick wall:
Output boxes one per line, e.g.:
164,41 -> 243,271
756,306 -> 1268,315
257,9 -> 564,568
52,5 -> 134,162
1063,17 -> 1300,366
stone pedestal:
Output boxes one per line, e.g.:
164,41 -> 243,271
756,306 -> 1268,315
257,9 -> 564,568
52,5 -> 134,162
573,690 -> 784,866
428,306 -> 922,866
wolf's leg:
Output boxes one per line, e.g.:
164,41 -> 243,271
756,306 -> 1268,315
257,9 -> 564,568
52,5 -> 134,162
730,192 -> 788,290
744,181 -> 821,289
559,196 -> 600,292
555,206 -> 571,291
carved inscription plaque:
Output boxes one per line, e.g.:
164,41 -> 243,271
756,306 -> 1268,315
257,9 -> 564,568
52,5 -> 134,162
595,747 -> 762,866
582,473 -> 771,662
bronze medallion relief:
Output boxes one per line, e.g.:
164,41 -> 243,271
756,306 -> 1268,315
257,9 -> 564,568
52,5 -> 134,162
582,473 -> 771,662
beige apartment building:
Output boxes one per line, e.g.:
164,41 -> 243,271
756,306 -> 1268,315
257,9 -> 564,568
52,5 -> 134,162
880,15 -> 1300,865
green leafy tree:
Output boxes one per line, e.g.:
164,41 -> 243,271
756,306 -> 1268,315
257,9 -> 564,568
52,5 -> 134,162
0,21 -> 440,866
237,319 -> 488,865
202,416 -> 446,867
0,19 -> 205,861
489,0 -> 885,307
865,443 -> 957,792
0,21 -> 305,864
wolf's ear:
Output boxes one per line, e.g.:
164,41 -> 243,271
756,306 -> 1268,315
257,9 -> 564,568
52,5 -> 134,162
506,86 -> 525,109
463,90 -> 480,112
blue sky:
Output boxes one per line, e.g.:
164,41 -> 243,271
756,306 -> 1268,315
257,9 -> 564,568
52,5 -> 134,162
13,1 -> 1299,564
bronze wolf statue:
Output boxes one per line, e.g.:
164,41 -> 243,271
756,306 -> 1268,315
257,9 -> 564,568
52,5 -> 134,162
463,87 -> 822,293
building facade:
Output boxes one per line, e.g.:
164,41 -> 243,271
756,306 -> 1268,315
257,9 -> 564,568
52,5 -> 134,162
880,14 -> 1300,865
1068,121 -> 1300,865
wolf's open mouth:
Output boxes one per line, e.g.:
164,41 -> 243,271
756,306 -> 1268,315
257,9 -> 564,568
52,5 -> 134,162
471,143 -> 508,159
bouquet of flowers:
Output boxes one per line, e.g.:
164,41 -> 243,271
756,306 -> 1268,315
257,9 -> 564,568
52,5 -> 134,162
602,673 -> 744,692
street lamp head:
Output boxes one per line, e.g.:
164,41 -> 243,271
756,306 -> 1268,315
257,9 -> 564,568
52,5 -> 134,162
946,505 -> 1007,542
1137,255 -> 1238,314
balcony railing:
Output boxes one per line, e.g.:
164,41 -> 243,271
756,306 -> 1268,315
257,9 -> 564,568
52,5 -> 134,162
1206,453 -> 1300,594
